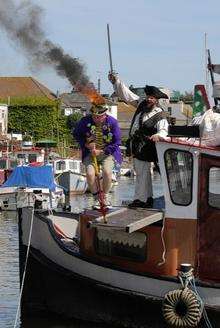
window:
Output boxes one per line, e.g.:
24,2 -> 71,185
69,161 -> 79,171
64,108 -> 73,116
165,149 -> 193,205
17,154 -> 26,159
28,154 -> 37,163
208,167 -> 220,209
56,161 -> 66,171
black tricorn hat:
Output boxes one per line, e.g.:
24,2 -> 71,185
144,85 -> 168,99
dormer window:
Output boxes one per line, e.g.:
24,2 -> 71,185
164,149 -> 193,206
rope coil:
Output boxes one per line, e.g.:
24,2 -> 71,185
163,287 -> 202,327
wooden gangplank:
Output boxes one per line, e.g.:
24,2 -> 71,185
88,207 -> 164,233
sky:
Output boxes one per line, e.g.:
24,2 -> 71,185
0,0 -> 220,99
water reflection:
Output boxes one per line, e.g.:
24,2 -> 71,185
0,174 -> 163,328
0,211 -> 19,328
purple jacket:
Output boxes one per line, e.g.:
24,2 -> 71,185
73,114 -> 122,164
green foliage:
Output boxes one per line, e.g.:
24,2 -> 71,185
22,134 -> 32,142
121,137 -> 128,146
0,96 -> 71,145
179,91 -> 193,103
66,112 -> 83,130
170,91 -> 193,103
66,112 -> 84,148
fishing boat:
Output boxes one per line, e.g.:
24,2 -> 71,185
0,165 -> 65,211
18,127 -> 220,328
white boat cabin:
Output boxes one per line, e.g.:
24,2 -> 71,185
14,150 -> 44,165
157,139 -> 220,219
156,139 -> 220,282
53,159 -> 82,175
79,138 -> 220,283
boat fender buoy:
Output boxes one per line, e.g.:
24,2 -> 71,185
162,288 -> 202,327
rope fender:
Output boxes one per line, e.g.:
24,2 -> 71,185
162,288 -> 202,327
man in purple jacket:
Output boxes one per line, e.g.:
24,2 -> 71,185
73,103 -> 122,209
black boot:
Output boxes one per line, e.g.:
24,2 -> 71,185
128,199 -> 145,208
144,197 -> 154,208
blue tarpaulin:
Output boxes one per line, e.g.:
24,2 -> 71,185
1,165 -> 57,191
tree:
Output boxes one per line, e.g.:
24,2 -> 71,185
179,91 -> 193,103
66,112 -> 83,131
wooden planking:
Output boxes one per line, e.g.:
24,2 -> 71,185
80,211 -> 197,277
126,212 -> 163,233
163,218 -> 197,274
88,208 -> 164,233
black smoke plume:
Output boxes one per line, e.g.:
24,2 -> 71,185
0,0 -> 90,86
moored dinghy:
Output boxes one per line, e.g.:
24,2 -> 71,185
18,129 -> 220,327
0,165 -> 65,210
53,158 -> 87,194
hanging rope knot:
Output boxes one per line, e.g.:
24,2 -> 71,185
178,268 -> 194,289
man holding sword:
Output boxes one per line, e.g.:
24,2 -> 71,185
108,73 -> 169,208
73,103 -> 122,209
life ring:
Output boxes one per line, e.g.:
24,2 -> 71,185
162,288 -> 202,327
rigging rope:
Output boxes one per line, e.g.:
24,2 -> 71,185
189,279 -> 213,328
13,206 -> 35,328
157,213 -> 166,266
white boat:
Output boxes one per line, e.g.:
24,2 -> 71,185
18,129 -> 220,327
120,167 -> 135,177
57,171 -> 87,195
53,158 -> 87,194
0,165 -> 65,211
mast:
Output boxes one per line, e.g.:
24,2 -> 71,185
204,33 -> 209,100
207,49 -> 218,107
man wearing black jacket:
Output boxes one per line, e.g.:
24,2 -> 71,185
109,73 -> 168,208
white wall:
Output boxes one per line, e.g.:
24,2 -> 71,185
168,101 -> 189,123
10,133 -> 22,141
159,87 -> 170,110
0,104 -> 8,135
107,105 -> 117,119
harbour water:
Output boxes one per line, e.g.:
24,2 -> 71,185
0,173 -> 163,328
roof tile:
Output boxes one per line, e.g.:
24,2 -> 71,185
0,77 -> 56,100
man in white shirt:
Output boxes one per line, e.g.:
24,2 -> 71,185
109,73 -> 169,208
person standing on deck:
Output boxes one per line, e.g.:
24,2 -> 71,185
108,73 -> 169,208
73,103 -> 122,209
